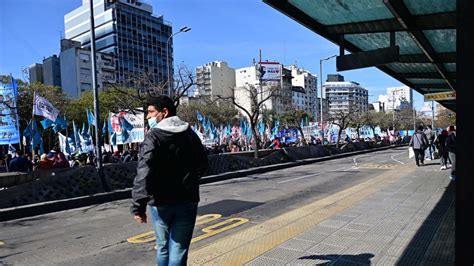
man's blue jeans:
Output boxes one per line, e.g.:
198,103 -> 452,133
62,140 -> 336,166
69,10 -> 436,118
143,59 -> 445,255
149,202 -> 198,266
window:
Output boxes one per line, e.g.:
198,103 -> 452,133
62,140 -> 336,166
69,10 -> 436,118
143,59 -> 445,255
79,53 -> 90,62
81,83 -> 92,92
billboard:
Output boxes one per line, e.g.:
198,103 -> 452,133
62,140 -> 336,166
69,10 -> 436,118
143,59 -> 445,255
110,109 -> 145,144
0,82 -> 20,145
258,62 -> 281,81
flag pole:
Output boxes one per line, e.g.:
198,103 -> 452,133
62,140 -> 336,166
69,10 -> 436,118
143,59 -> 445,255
31,91 -> 36,159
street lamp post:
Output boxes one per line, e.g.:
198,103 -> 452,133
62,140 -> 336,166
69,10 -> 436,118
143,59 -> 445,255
166,26 -> 191,97
319,55 -> 337,139
88,0 -> 109,191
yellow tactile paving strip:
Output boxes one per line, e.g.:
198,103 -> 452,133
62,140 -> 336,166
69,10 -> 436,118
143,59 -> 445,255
188,164 -> 416,265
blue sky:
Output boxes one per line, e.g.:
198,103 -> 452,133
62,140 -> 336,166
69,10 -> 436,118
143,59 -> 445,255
0,0 -> 426,108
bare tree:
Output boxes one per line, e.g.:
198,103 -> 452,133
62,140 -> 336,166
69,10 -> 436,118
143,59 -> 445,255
280,109 -> 311,145
217,82 -> 283,158
101,64 -> 195,114
328,110 -> 355,148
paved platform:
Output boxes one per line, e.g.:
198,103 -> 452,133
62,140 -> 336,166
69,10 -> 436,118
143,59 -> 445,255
188,158 -> 455,265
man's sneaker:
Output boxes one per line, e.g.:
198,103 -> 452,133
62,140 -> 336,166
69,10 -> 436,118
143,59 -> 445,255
420,161 -> 424,165
426,158 -> 432,161
440,166 -> 447,170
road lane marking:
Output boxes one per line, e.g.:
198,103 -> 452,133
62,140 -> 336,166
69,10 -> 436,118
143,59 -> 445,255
188,163 -> 415,265
277,172 -> 326,184
127,214 -> 248,244
0,241 -> 4,246
191,218 -> 249,243
196,214 -> 222,225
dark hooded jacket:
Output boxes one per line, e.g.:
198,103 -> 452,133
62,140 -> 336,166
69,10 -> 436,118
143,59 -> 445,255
130,116 -> 208,215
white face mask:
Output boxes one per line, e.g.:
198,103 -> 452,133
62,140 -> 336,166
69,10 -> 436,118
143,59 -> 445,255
147,117 -> 158,128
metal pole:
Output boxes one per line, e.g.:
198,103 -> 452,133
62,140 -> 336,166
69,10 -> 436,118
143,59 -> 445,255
319,55 -> 337,140
166,27 -> 190,97
89,0 -> 109,192
319,59 -> 323,137
166,35 -> 172,97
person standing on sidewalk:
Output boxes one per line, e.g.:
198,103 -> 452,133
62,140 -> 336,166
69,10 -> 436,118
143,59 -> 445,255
445,125 -> 456,180
435,129 -> 449,170
131,95 -> 209,266
424,125 -> 435,160
409,125 -> 429,166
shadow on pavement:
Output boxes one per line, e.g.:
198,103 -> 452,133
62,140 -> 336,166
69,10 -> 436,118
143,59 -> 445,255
197,199 -> 262,217
298,253 -> 374,265
396,180 -> 455,265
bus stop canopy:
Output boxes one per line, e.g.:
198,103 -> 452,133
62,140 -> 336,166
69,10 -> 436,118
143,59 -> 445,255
263,0 -> 456,111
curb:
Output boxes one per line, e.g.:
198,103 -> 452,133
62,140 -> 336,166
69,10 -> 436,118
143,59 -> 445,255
0,144 -> 406,222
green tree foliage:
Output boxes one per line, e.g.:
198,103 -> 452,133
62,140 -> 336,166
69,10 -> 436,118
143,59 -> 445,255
177,101 -> 238,126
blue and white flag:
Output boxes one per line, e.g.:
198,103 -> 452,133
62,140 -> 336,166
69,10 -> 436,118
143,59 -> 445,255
33,93 -> 59,122
87,109 -> 96,127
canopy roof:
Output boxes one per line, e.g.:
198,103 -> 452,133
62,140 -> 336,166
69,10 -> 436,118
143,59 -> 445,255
264,0 -> 456,111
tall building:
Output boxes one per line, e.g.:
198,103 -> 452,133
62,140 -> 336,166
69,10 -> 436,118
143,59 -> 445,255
42,55 -> 62,87
285,65 -> 318,118
28,64 -> 43,84
234,62 -> 292,116
28,56 -> 61,87
323,74 -> 369,114
64,0 -> 172,92
60,39 -> 115,98
386,86 -> 413,111
195,61 -> 235,100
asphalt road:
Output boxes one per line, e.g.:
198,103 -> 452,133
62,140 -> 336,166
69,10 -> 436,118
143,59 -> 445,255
0,147 -> 411,265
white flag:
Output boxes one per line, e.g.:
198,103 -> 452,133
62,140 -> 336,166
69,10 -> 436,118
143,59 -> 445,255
33,94 -> 59,122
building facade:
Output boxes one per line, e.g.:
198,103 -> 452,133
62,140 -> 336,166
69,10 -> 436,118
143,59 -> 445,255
285,65 -> 318,118
323,74 -> 369,114
28,64 -> 43,84
195,61 -> 235,100
42,55 -> 62,87
234,63 -> 292,116
60,39 -> 116,98
64,0 -> 172,92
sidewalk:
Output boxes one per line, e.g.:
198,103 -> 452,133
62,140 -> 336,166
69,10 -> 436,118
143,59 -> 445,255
189,159 -> 455,265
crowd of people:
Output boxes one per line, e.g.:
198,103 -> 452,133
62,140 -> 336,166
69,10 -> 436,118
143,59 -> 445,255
409,124 -> 456,180
0,148 -> 140,173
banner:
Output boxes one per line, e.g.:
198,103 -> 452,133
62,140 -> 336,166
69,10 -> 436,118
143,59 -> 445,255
0,81 -> 20,144
110,109 -> 144,144
258,62 -> 281,81
33,94 -> 59,121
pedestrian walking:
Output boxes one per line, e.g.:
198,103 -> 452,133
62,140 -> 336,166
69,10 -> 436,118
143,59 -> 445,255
446,125 -> 456,180
131,95 -> 209,266
434,129 -> 449,170
409,125 -> 429,166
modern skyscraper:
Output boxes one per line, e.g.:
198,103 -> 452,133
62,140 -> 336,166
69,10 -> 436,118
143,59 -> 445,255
64,0 -> 172,93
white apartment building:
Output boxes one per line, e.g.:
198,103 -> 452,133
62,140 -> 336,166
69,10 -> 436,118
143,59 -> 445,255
60,39 -> 115,98
380,86 -> 413,111
195,61 -> 235,100
323,74 -> 368,114
285,65 -> 318,118
234,63 -> 292,116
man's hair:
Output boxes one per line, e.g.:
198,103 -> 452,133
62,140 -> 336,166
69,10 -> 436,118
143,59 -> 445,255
146,95 -> 176,116
417,125 -> 424,131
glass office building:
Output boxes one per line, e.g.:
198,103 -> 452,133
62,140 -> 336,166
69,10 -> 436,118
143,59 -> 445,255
64,0 -> 172,92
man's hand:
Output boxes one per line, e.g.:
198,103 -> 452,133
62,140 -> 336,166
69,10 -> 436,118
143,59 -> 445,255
134,213 -> 147,224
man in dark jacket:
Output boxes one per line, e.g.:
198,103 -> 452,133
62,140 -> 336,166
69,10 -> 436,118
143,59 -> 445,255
445,125 -> 456,180
131,95 -> 208,265
409,125 -> 429,166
